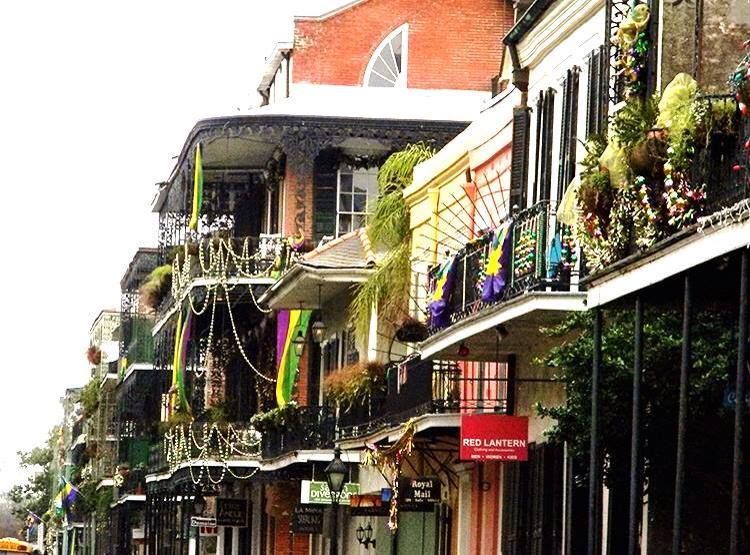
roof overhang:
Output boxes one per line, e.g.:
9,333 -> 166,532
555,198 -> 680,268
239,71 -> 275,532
260,263 -> 371,310
257,41 -> 294,94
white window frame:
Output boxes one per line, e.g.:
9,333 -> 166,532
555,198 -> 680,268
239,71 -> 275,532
363,23 -> 409,88
335,165 -> 379,237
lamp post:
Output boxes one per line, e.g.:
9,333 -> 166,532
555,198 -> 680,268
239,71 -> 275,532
325,447 -> 347,555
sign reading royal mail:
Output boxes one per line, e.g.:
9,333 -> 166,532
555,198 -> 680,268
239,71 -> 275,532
460,414 -> 529,461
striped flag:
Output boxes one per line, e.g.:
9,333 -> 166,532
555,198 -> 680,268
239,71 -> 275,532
188,143 -> 203,231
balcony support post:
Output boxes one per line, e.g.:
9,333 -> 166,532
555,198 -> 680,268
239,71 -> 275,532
730,248 -> 748,555
628,295 -> 643,555
672,273 -> 692,554
587,307 -> 603,555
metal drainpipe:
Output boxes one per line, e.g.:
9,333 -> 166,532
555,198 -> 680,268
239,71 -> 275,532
507,44 -> 529,106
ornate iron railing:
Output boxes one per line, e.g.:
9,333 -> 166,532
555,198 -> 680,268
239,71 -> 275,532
117,466 -> 146,497
258,406 -> 336,459
338,358 -> 511,440
426,201 -> 575,335
155,233 -> 294,319
692,95 -> 750,214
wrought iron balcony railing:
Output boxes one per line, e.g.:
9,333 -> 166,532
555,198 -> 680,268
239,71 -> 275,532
692,95 -> 750,214
338,358 -> 511,440
155,234 -> 296,319
426,200 -> 576,335
257,406 -> 336,460
116,466 -> 146,497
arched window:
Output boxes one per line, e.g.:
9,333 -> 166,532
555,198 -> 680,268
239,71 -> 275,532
364,24 -> 408,87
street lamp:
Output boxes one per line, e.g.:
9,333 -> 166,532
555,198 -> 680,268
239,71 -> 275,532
292,329 -> 306,357
325,447 -> 347,555
312,284 -> 327,343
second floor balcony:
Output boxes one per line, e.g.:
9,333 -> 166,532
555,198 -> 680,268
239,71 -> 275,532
338,357 -> 512,441
251,405 -> 336,460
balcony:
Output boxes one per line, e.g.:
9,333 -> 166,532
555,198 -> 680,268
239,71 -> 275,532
252,405 -> 336,460
152,234 -> 295,330
116,466 -> 146,497
422,201 -> 580,343
582,94 -> 750,305
338,358 -> 511,440
162,422 -> 261,473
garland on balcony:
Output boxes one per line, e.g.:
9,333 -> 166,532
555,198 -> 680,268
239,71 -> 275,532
164,422 -> 261,483
613,2 -> 651,99
362,419 -> 416,531
563,73 -> 725,271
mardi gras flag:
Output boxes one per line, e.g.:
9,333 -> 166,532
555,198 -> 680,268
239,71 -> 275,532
276,309 -> 312,407
428,255 -> 457,329
188,143 -> 203,231
54,477 -> 79,516
481,222 -> 513,303
169,308 -> 192,415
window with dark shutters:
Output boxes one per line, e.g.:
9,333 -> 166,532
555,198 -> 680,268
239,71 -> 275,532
534,88 -> 556,203
558,67 -> 580,201
511,106 -> 531,210
586,45 -> 609,137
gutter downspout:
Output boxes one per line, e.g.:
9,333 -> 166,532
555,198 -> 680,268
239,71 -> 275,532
507,43 -> 530,106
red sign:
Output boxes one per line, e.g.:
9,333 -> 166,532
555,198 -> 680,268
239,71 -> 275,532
460,414 -> 529,461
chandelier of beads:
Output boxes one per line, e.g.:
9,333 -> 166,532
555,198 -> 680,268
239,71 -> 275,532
164,422 -> 262,484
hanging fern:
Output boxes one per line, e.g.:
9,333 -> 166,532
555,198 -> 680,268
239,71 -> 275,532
351,143 -> 436,338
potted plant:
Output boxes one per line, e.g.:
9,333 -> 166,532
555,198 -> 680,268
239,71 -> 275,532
395,316 -> 429,343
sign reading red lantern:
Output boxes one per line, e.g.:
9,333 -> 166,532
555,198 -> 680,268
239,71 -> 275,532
460,414 -> 529,461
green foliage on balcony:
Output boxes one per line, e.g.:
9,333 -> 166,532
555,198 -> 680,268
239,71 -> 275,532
124,316 -> 154,365
351,143 -> 436,338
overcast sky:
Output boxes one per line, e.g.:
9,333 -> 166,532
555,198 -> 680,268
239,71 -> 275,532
0,0 -> 348,492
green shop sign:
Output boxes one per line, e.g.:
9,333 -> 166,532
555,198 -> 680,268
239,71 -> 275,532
300,480 -> 360,505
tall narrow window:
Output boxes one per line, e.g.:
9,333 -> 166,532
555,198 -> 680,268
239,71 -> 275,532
511,106 -> 531,209
336,165 -> 378,236
558,67 -> 580,200
364,24 -> 408,87
533,88 -> 556,203
586,46 -> 609,137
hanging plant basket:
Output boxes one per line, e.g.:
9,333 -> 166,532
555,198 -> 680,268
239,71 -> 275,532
395,316 -> 429,343
86,345 -> 102,365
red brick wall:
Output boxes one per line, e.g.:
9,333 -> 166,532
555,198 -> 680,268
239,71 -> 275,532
271,514 -> 310,555
292,0 -> 512,91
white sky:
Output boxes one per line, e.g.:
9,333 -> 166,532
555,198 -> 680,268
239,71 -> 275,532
0,0 -> 349,492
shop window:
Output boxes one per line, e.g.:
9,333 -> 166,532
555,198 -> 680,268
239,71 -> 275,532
364,24 -> 408,87
336,166 -> 378,236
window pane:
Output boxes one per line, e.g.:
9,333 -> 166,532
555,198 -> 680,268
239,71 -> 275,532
338,214 -> 352,234
353,214 -> 366,229
339,172 -> 353,193
352,193 -> 368,212
383,44 -> 399,76
368,72 -> 393,87
373,57 -> 397,82
339,193 -> 352,212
